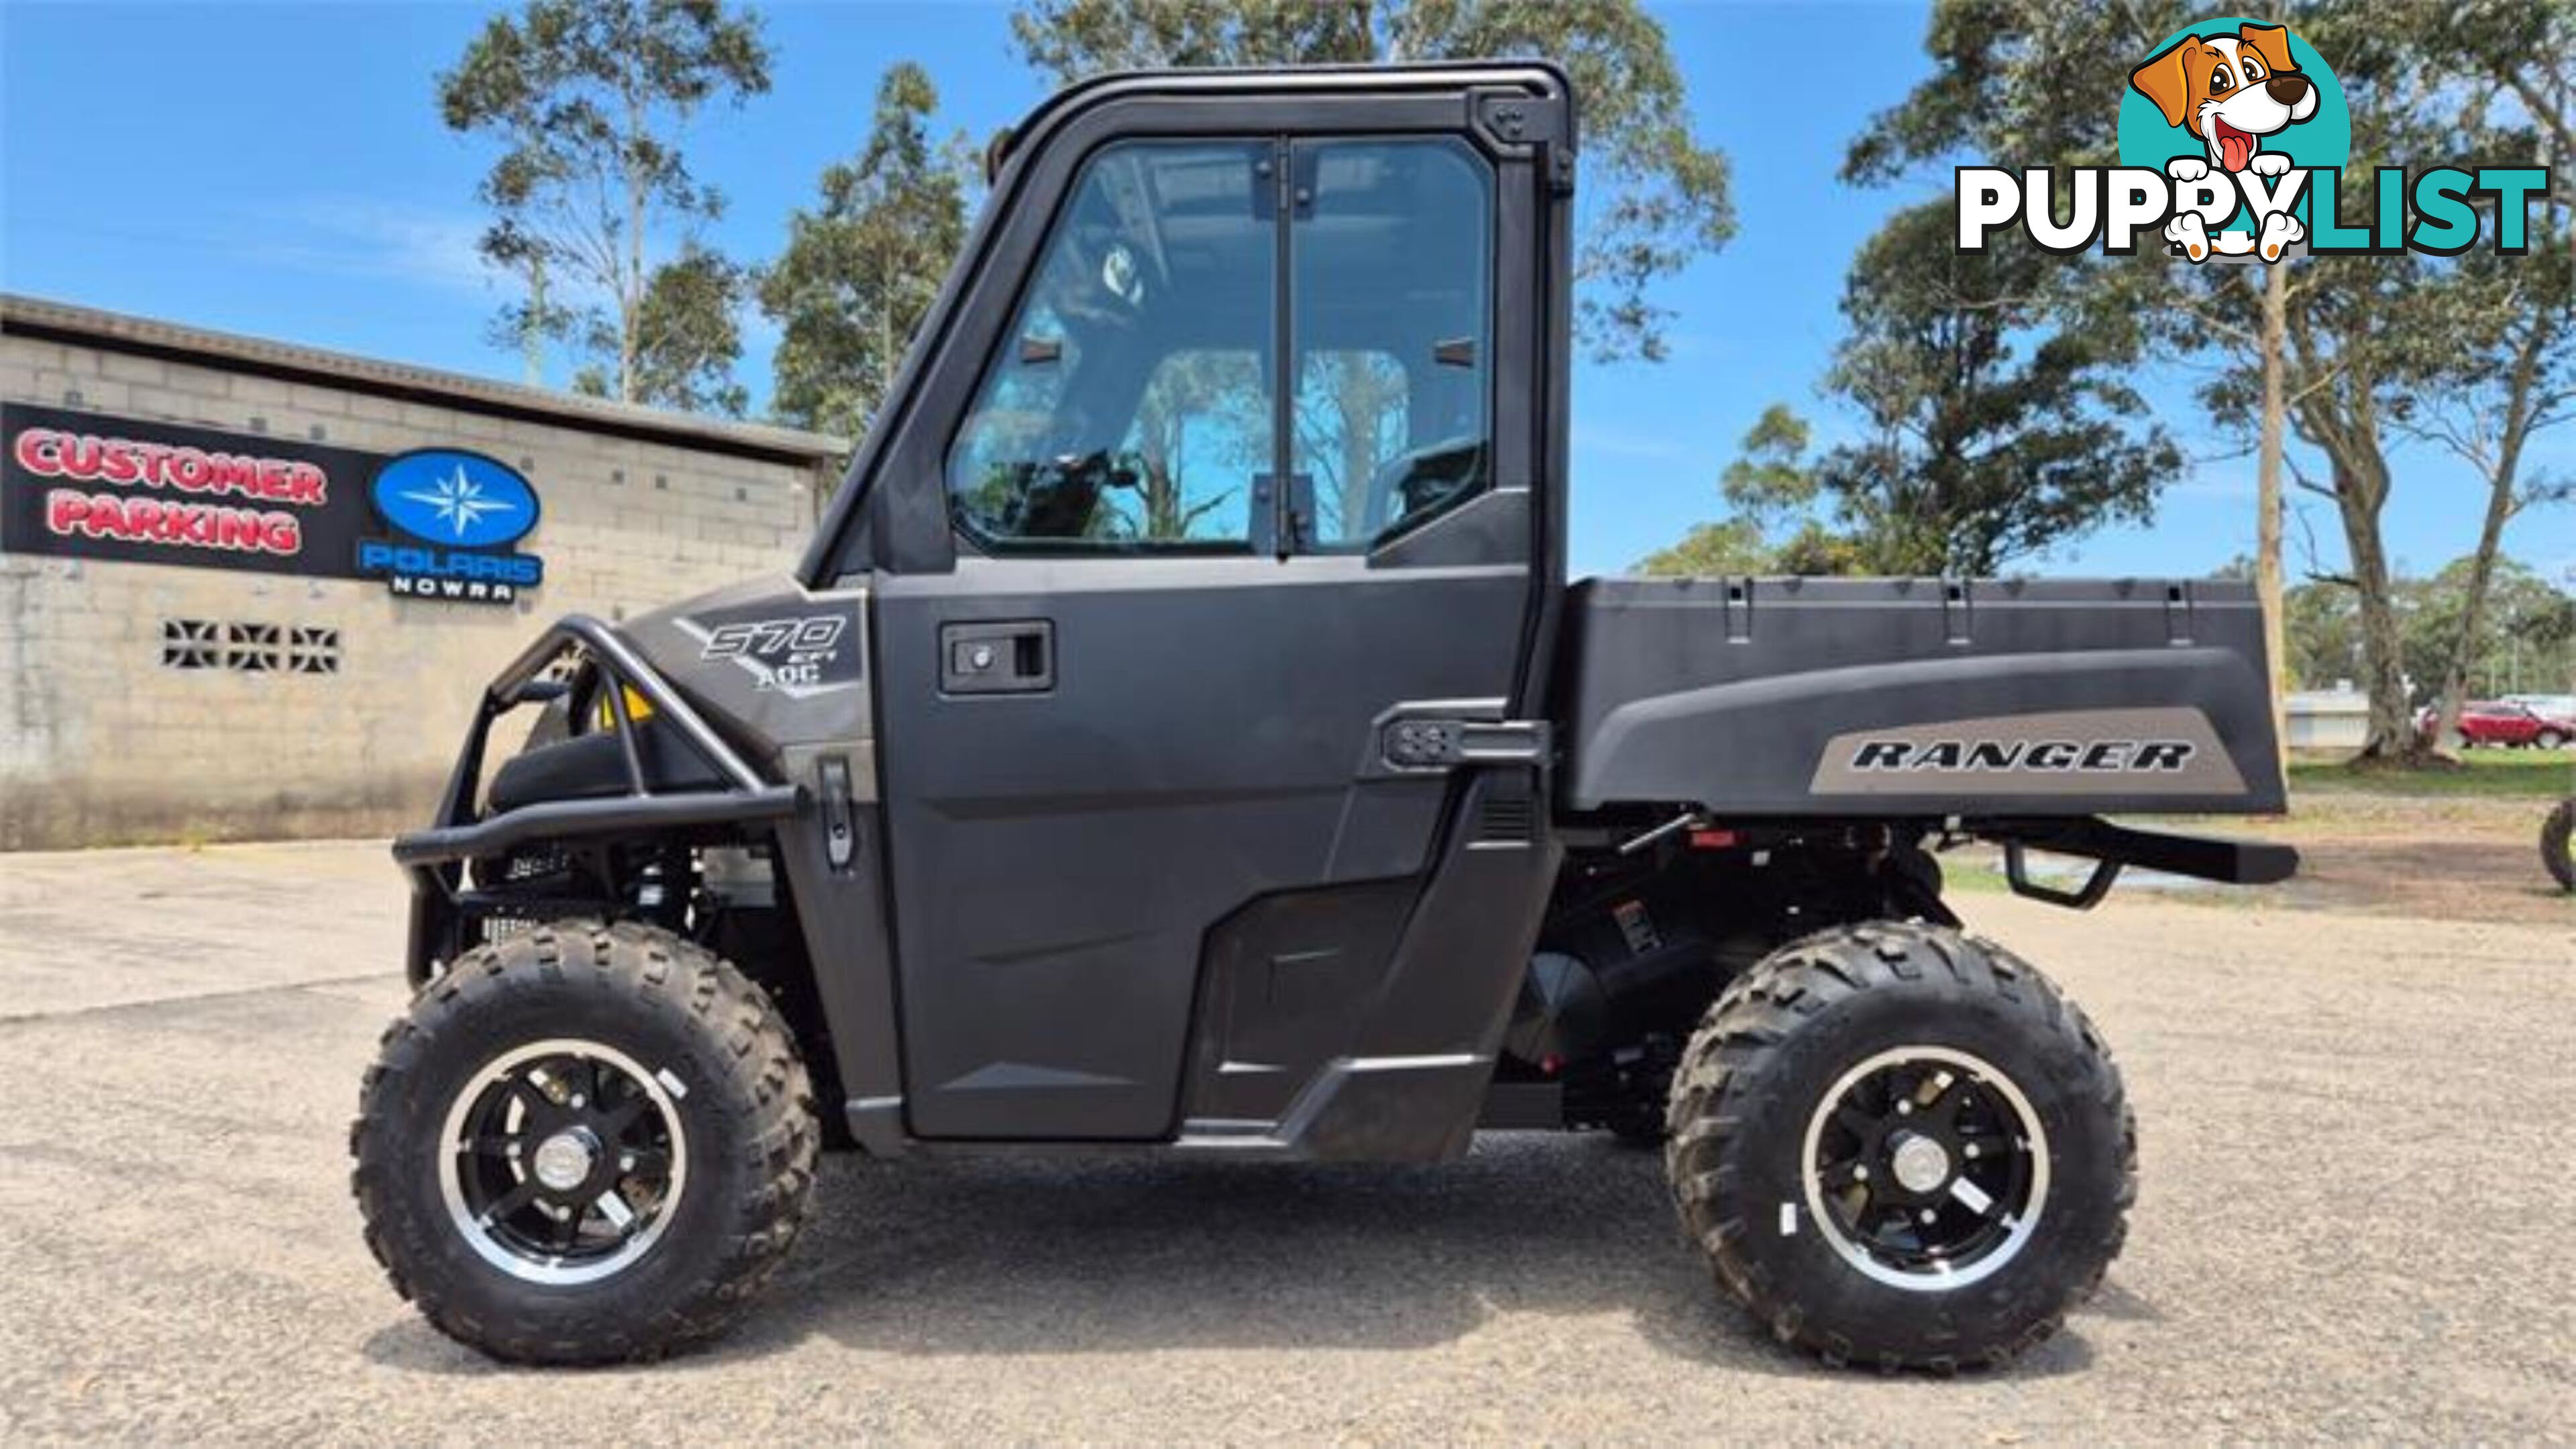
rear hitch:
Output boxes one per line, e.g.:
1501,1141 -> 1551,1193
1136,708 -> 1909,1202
1981,816 -> 2298,910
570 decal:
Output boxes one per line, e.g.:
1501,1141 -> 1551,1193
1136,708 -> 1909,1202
689,612 -> 855,696
701,615 -> 845,663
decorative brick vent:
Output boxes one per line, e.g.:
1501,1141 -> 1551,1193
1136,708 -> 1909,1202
225,622 -> 282,672
159,619 -> 339,675
160,619 -> 223,669
288,627 -> 341,675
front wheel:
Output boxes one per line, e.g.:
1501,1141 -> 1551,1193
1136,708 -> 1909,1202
2536,729 -> 2569,751
1666,922 -> 2133,1371
351,921 -> 818,1364
2543,798 -> 2575,892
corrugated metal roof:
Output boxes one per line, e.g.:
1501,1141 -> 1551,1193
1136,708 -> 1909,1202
2,292 -> 850,468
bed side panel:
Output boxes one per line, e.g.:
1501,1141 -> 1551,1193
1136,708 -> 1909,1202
1561,576 -> 2286,816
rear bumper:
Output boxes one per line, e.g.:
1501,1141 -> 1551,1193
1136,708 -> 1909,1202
1978,816 -> 2298,910
1984,816 -> 2298,885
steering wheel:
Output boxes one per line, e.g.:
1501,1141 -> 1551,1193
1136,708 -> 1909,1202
1012,449 -> 1136,540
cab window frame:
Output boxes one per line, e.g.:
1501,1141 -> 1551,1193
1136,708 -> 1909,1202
942,137 -> 1278,559
933,128 -> 1501,563
1289,133 -> 1497,555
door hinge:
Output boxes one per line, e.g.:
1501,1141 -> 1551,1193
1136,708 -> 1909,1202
1472,89 -> 1575,195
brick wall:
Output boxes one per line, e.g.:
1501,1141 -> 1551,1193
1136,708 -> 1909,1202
1,331 -> 837,850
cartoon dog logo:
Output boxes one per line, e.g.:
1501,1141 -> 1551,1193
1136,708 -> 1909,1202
2129,22 -> 2320,260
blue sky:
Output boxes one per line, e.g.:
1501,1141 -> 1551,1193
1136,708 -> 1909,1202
3,0 -> 2566,584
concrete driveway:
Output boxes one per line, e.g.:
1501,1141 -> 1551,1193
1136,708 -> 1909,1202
1,842 -> 2569,1441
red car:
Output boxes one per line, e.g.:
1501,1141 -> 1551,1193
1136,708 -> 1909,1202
2419,700 -> 2576,749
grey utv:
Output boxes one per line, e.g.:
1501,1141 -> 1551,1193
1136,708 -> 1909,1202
354,60 -> 2294,1371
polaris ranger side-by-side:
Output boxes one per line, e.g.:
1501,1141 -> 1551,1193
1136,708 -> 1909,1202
353,62 -> 2296,1370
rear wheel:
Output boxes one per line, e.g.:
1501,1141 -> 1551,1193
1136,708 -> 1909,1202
1666,922 -> 2133,1370
352,921 -> 818,1364
2544,798 -> 2575,892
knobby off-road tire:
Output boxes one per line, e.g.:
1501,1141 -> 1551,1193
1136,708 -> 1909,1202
1664,922 -> 2135,1371
351,920 -> 818,1365
2543,798 -> 2575,892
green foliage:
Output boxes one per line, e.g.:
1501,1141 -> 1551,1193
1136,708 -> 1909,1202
438,0 -> 771,409
2284,577 -> 2365,692
1717,404 -> 1817,519
2404,558 -> 2576,703
1840,0 -> 2572,759
759,62 -> 971,447
621,244 -> 751,415
1699,203 -> 2178,578
2285,557 -> 2576,701
1632,518 -> 1772,578
1006,0 -> 1733,363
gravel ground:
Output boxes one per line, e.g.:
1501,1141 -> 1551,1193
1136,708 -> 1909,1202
2,841 -> 2570,1443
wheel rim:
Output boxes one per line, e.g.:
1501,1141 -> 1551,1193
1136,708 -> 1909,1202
436,1038 -> 688,1286
1799,1044 -> 2048,1292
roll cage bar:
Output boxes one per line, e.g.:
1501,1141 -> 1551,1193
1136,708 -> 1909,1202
394,614 -> 790,875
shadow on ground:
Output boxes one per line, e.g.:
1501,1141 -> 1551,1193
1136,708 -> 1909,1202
366,1133 -> 2106,1380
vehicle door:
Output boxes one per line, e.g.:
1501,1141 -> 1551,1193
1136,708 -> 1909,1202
867,114 -> 1547,1138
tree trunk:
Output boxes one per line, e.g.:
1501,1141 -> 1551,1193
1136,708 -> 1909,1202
2432,431 -> 2524,749
2332,454 -> 2420,760
621,91 -> 646,405
523,254 -> 549,388
2255,259 -> 2290,782
2431,319 -> 2550,747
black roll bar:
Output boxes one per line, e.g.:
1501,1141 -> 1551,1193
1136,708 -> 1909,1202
393,614 -> 796,874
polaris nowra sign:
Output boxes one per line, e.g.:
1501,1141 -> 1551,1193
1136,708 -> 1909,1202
360,449 -> 544,606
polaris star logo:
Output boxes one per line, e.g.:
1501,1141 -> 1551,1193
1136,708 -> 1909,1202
358,449 -> 545,606
1849,739 -> 2196,772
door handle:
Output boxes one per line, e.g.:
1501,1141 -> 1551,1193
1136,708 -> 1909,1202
940,620 -> 1055,694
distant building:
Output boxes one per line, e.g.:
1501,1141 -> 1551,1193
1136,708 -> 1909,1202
2,295 -> 845,850
2284,688 -> 2371,751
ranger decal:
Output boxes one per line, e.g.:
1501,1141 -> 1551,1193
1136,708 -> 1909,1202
1809,707 -> 2246,797
1849,739 -> 2196,772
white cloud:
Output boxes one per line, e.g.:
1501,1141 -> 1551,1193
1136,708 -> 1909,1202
241,199 -> 498,297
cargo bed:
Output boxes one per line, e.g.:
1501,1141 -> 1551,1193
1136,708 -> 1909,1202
1559,576 -> 2286,817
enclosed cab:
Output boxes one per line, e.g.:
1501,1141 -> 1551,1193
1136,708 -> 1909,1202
354,61 -> 2290,1373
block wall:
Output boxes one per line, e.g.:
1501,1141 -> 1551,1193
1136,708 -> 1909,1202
0,335 -> 830,849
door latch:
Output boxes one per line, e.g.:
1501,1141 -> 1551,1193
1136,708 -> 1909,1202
940,620 -> 1055,694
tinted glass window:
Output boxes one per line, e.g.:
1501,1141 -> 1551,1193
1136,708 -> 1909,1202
949,142 -> 1275,551
1293,140 -> 1492,549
